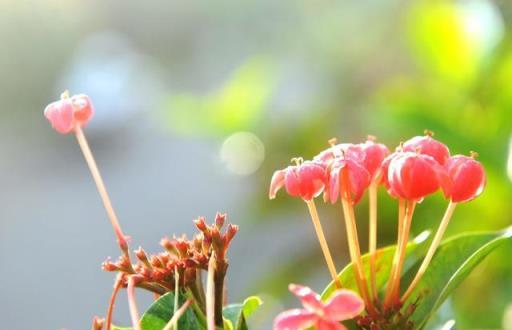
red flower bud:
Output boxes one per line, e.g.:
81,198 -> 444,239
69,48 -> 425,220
403,133 -> 450,165
443,154 -> 486,203
387,152 -> 446,201
314,143 -> 360,165
328,155 -> 371,204
269,161 -> 327,201
215,212 -> 226,228
44,91 -> 94,134
356,137 -> 390,180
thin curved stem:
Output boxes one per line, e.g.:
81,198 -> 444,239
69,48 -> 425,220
401,201 -> 457,302
384,198 -> 405,305
174,266 -> 180,330
163,300 -> 193,330
305,200 -> 341,288
206,254 -> 216,330
387,200 -> 416,305
75,127 -> 130,255
105,274 -> 124,330
368,182 -> 378,303
127,277 -> 142,330
341,197 -> 376,316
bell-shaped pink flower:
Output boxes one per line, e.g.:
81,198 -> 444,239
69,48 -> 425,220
443,154 -> 486,203
269,161 -> 327,201
403,133 -> 450,165
44,92 -> 94,134
356,137 -> 390,181
328,155 -> 371,205
274,284 -> 364,330
314,143 -> 363,166
387,152 -> 446,201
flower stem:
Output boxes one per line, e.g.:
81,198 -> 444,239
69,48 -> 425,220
105,274 -> 124,330
174,267 -> 180,330
127,277 -> 142,330
368,181 -> 378,303
163,300 -> 192,330
305,200 -> 341,288
384,198 -> 405,305
75,127 -> 130,256
206,254 -> 216,330
401,201 -> 457,302
386,200 -> 416,306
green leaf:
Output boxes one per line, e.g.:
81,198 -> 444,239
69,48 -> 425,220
223,296 -> 263,330
139,291 -> 201,330
111,326 -> 133,330
402,228 -> 512,329
321,231 -> 432,299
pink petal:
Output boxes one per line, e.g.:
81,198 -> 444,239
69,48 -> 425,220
273,309 -> 317,330
298,162 -> 326,201
329,167 -> 341,204
316,319 -> 347,330
346,158 -> 371,204
269,169 -> 286,199
288,284 -> 324,313
71,94 -> 94,126
324,289 -> 365,321
284,167 -> 302,198
44,100 -> 75,134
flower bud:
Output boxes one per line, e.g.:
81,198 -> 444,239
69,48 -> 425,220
328,155 -> 371,204
403,132 -> 450,165
215,212 -> 226,228
387,152 -> 445,201
269,161 -> 327,201
44,92 -> 94,134
443,154 -> 486,203
357,136 -> 390,180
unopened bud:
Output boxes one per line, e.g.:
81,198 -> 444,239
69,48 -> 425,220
215,213 -> 226,228
101,259 -> 119,272
91,316 -> 105,330
194,217 -> 208,232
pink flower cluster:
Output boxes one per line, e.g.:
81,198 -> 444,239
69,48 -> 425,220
270,134 -> 485,205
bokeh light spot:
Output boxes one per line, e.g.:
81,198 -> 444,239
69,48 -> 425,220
220,132 -> 265,176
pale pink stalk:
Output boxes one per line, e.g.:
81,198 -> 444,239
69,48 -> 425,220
75,126 -> 130,252
105,274 -> 124,330
163,300 -> 193,330
127,277 -> 142,330
206,254 -> 216,330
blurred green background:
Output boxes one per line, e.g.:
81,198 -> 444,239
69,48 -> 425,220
1,0 -> 511,329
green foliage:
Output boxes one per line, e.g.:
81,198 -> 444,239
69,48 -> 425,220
404,229 -> 512,329
113,293 -> 262,330
322,231 -> 432,299
223,296 -> 263,330
322,228 -> 512,329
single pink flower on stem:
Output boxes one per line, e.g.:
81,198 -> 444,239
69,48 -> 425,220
387,152 -> 446,201
274,284 -> 364,330
269,158 -> 341,288
402,131 -> 450,165
269,159 -> 327,201
328,155 -> 371,205
44,91 -> 94,134
356,136 -> 390,181
44,91 -> 131,260
443,153 -> 486,203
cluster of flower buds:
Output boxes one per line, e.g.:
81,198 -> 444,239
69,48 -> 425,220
102,213 -> 238,296
270,131 -> 486,329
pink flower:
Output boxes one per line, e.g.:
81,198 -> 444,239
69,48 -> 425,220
442,154 -> 486,203
327,154 -> 371,204
403,133 -> 450,165
269,161 -> 327,201
274,284 -> 364,330
356,137 -> 390,181
387,151 -> 446,201
44,91 -> 94,134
